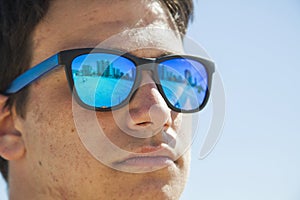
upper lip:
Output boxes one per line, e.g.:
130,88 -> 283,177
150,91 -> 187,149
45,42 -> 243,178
114,143 -> 178,165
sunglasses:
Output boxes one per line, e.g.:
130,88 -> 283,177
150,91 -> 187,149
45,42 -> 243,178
4,48 -> 215,113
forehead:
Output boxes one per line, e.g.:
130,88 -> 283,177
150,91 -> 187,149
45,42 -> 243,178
31,0 -> 183,63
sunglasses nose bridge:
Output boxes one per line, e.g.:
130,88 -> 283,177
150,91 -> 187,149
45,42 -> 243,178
136,59 -> 156,72
135,59 -> 157,82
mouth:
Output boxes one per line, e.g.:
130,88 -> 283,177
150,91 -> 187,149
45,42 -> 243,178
113,143 -> 178,173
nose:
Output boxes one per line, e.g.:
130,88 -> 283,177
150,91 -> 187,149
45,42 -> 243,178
126,71 -> 172,134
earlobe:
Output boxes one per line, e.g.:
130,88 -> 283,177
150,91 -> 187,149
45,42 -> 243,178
0,95 -> 25,161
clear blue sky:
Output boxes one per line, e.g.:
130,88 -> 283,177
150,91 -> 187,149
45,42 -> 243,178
181,0 -> 300,199
1,1 -> 300,200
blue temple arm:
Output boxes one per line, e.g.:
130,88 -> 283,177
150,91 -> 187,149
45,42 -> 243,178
4,54 -> 61,95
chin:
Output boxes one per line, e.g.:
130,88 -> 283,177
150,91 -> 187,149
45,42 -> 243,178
128,165 -> 188,200
130,181 -> 184,200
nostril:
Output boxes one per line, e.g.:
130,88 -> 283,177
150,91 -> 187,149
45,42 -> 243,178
127,103 -> 171,132
136,122 -> 153,126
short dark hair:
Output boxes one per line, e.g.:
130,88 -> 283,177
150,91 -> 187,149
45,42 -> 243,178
0,0 -> 194,182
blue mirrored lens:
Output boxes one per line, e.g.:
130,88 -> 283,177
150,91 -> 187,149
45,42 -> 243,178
72,53 -> 136,108
158,58 -> 208,110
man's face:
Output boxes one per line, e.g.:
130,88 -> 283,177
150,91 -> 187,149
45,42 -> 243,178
12,0 -> 191,199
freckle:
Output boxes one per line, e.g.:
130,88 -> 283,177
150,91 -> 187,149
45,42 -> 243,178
38,161 -> 43,166
71,128 -> 75,133
89,17 -> 95,21
57,79 -> 60,82
50,144 -> 53,151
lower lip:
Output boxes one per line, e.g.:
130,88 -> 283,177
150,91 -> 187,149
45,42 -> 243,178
115,156 -> 175,171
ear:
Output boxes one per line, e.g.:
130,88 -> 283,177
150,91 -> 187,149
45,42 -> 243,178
0,95 -> 25,161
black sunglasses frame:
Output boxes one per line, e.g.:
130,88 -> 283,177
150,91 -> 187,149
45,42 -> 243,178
4,48 -> 215,113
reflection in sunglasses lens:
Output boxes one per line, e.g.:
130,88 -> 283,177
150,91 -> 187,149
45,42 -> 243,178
71,54 -> 208,111
158,58 -> 208,111
72,53 -> 136,108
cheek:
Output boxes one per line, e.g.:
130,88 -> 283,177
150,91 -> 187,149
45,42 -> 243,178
20,73 -> 94,179
25,71 -> 74,145
24,81 -> 76,163
94,112 -> 134,152
20,80 -> 114,197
